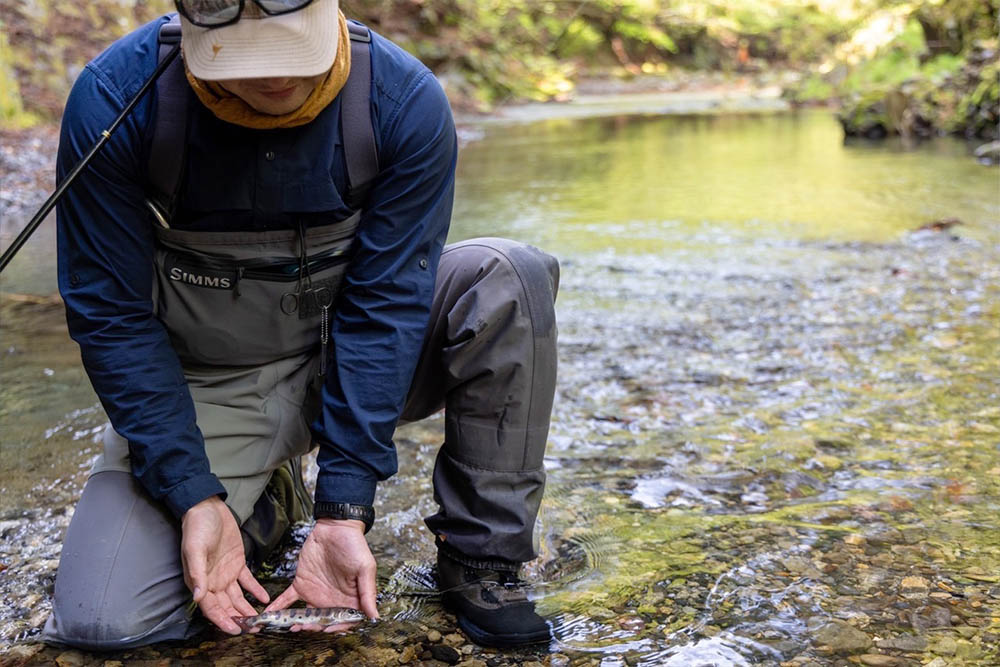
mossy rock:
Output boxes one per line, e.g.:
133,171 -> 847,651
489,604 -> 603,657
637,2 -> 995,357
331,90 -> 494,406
956,60 -> 999,140
838,90 -> 891,139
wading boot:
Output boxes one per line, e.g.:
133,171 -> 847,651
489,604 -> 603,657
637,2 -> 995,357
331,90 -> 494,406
437,551 -> 552,648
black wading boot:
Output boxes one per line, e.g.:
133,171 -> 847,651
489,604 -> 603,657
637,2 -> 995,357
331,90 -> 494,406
437,550 -> 552,648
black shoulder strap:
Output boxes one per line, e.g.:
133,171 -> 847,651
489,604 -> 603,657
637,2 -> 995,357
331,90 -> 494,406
146,15 -> 187,227
146,17 -> 379,224
341,22 -> 378,209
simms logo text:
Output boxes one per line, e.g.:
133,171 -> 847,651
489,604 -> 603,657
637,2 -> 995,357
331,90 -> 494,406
169,267 -> 232,289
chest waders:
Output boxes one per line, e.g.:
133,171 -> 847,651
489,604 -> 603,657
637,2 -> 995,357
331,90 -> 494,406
92,16 -> 379,552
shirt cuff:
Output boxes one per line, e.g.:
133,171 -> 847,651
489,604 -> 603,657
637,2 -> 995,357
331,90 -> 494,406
315,473 -> 377,507
162,473 -> 228,518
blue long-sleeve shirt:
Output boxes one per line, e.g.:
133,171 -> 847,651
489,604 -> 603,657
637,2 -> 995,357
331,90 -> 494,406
56,15 -> 457,518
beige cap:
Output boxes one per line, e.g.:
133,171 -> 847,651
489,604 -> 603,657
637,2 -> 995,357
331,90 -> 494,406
180,0 -> 339,81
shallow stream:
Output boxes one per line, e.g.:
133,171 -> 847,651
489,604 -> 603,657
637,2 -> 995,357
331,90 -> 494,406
2,106 -> 998,666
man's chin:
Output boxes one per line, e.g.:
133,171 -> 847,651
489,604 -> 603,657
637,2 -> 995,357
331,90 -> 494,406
248,99 -> 306,115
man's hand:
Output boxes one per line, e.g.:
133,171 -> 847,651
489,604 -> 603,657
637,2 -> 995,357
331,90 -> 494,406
181,495 -> 269,634
265,519 -> 378,632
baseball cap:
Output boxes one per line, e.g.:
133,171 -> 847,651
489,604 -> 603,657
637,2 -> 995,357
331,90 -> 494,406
179,0 -> 339,81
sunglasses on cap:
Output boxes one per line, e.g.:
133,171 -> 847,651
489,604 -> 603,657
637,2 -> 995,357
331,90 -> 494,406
174,0 -> 317,28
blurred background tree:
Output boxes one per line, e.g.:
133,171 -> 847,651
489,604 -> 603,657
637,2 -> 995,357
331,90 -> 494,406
2,0 -> 997,136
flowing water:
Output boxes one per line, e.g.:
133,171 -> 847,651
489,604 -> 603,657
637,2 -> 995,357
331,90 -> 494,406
1,107 -> 999,666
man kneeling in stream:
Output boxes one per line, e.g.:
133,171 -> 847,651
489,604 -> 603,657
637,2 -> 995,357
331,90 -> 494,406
44,0 -> 558,650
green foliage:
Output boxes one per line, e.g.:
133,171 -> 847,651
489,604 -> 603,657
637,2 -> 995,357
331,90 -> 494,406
557,18 -> 605,59
3,0 -> 172,123
6,0 -> 998,119
921,53 -> 966,81
841,19 -> 925,95
799,0 -> 997,140
788,73 -> 835,104
954,60 -> 1000,138
343,0 -> 860,107
0,28 -> 40,128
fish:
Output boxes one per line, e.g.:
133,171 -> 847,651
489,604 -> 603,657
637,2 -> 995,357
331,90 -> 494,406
233,606 -> 367,632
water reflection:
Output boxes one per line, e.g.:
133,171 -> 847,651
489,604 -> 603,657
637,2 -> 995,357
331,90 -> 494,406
452,110 -> 999,251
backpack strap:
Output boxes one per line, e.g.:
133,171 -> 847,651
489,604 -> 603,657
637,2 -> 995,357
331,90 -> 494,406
341,22 -> 378,209
146,15 -> 188,228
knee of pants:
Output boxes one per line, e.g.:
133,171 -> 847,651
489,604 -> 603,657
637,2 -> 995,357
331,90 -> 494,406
47,562 -> 194,648
494,239 -> 560,302
448,238 -> 560,298
43,471 -> 193,650
47,592 -> 194,650
503,242 -> 559,340
510,241 -> 560,292
455,238 -> 560,329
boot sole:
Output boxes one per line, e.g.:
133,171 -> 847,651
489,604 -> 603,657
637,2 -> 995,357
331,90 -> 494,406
455,615 -> 552,649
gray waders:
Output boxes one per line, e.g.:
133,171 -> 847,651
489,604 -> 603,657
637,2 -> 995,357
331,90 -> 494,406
43,237 -> 559,649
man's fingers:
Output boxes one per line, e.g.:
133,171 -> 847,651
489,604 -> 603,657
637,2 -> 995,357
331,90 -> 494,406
296,622 -> 326,632
238,566 -> 270,604
264,584 -> 299,613
232,594 -> 256,619
200,593 -> 242,635
357,567 -> 379,620
323,622 -> 360,634
228,581 -> 257,618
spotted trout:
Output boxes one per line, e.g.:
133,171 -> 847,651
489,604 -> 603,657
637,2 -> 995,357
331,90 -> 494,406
233,607 -> 366,632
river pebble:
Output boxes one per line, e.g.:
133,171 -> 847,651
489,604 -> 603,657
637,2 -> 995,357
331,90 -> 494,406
909,604 -> 952,631
857,655 -> 905,666
428,644 -> 461,664
875,634 -> 927,651
54,651 -> 85,667
929,634 -> 957,655
900,575 -> 930,599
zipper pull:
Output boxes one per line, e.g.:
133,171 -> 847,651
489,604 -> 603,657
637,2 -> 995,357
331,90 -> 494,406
234,266 -> 244,298
319,303 -> 329,377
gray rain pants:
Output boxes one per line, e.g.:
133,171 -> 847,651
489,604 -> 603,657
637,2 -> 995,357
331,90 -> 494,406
42,238 -> 559,649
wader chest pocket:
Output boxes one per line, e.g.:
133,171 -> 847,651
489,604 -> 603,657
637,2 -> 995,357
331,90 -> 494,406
155,246 -> 351,366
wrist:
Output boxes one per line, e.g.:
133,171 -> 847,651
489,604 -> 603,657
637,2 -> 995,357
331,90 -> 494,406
313,501 -> 375,533
314,518 -> 367,532
182,494 -> 225,519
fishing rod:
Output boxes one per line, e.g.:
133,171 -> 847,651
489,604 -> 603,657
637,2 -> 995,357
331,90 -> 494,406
0,43 -> 181,275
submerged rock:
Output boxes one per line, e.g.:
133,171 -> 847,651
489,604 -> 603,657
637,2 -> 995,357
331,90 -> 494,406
974,140 -> 1000,164
909,604 -> 952,631
857,655 -> 905,666
813,619 -> 872,653
875,634 -> 927,651
899,575 -> 930,599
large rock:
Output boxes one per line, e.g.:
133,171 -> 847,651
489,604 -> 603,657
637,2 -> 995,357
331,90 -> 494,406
813,619 -> 873,654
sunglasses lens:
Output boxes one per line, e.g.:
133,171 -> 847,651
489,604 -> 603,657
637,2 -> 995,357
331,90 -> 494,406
179,0 -> 241,26
257,0 -> 313,14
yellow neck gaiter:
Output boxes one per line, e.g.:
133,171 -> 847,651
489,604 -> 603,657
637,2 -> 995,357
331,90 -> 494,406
184,10 -> 351,130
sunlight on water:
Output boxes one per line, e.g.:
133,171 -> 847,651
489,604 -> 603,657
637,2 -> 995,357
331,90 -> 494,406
451,110 -> 998,250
